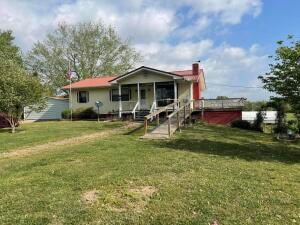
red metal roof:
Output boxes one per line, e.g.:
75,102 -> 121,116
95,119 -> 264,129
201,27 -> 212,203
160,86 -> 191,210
62,76 -> 116,89
172,69 -> 204,82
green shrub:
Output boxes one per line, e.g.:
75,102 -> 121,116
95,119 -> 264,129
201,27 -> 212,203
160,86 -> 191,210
61,109 -> 71,119
287,120 -> 299,133
73,107 -> 98,119
252,111 -> 265,132
231,120 -> 252,130
62,107 -> 98,120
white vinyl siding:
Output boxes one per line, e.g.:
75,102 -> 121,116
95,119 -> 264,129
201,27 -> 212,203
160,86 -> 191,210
24,98 -> 69,120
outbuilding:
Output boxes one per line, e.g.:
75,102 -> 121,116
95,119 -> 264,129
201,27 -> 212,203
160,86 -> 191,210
24,97 -> 69,121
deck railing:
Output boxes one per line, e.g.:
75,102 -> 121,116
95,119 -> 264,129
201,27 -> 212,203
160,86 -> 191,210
193,98 -> 246,110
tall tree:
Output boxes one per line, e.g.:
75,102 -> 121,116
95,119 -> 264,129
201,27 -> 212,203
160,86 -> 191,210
258,36 -> 300,128
26,21 -> 142,91
0,30 -> 22,64
0,30 -> 44,133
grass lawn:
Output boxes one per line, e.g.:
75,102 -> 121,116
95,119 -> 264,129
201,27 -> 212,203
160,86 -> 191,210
0,121 -> 123,153
0,122 -> 299,224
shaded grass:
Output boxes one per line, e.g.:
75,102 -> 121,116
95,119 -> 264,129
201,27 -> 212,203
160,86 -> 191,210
0,122 -> 299,224
0,121 -> 123,153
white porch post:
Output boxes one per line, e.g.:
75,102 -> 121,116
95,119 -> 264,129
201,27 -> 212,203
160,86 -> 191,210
190,82 -> 194,109
118,84 -> 122,118
137,83 -> 140,110
153,82 -> 156,109
174,80 -> 178,108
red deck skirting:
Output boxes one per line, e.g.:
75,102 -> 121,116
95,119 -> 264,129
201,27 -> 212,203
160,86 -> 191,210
201,110 -> 242,125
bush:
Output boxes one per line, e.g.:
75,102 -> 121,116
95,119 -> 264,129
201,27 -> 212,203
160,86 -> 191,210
252,111 -> 265,132
73,107 -> 98,119
231,120 -> 252,130
62,107 -> 98,120
61,109 -> 71,119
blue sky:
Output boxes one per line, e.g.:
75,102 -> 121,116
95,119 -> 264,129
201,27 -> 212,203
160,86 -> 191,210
0,0 -> 299,100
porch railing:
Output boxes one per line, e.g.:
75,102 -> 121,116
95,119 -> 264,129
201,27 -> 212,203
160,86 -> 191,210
132,101 -> 139,119
122,101 -> 139,111
150,101 -> 157,113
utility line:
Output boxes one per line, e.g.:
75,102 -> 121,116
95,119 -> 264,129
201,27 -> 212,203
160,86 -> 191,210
206,82 -> 264,89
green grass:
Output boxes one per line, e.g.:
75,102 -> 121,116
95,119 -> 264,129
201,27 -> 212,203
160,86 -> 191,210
0,122 -> 299,224
0,121 -> 123,152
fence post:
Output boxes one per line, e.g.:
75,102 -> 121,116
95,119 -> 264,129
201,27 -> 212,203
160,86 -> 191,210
156,114 -> 160,126
189,103 -> 192,125
201,98 -> 205,120
168,117 -> 171,137
177,111 -> 181,132
183,105 -> 186,127
144,117 -> 148,135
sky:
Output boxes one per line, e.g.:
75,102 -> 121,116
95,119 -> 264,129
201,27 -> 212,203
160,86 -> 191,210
0,0 -> 299,100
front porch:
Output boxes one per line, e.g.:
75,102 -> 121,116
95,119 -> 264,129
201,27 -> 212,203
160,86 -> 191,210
116,81 -> 180,119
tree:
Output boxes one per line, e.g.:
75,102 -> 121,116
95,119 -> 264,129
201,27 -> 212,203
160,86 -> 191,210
258,36 -> 300,130
0,60 -> 44,133
26,21 -> 142,92
0,30 -> 22,64
0,30 -> 44,133
265,98 -> 289,137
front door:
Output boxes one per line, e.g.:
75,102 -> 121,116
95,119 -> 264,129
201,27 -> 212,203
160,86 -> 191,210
140,89 -> 147,109
156,83 -> 175,107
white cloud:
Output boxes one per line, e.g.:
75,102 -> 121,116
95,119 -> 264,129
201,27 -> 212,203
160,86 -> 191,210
175,16 -> 212,40
135,40 -> 214,70
136,41 -> 269,100
182,0 -> 262,24
0,0 -> 263,49
53,1 -> 177,43
0,0 -> 269,100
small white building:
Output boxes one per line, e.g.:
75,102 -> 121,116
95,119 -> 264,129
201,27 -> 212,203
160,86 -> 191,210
24,97 -> 69,120
242,111 -> 277,124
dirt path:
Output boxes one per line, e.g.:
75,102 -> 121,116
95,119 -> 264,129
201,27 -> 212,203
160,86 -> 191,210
0,122 -> 142,159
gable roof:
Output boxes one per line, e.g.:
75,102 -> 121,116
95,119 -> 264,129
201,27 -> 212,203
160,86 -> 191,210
172,69 -> 206,90
109,66 -> 185,83
61,66 -> 206,90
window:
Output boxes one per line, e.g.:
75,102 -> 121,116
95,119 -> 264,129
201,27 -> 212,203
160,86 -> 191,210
111,88 -> 131,101
77,91 -> 89,103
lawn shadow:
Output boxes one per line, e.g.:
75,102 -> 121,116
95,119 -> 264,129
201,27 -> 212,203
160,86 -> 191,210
154,125 -> 300,164
0,128 -> 25,134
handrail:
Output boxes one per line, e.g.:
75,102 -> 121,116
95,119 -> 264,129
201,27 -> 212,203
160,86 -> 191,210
145,100 -> 179,120
167,101 -> 192,137
132,101 -> 139,119
167,101 -> 191,119
143,100 -> 179,135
